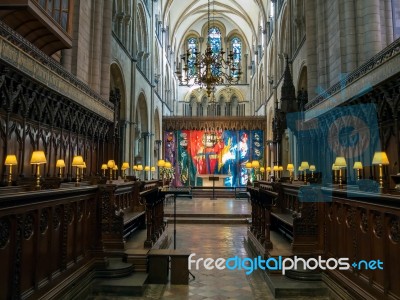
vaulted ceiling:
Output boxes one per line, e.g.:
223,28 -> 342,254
161,0 -> 267,54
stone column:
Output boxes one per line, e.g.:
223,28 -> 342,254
89,0 -> 103,94
101,0 -> 112,99
363,0 -> 382,61
343,0 -> 357,71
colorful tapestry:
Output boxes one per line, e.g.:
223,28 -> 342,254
165,129 -> 264,187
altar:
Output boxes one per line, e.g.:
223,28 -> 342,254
195,174 -> 230,187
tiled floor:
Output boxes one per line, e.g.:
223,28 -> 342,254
92,198 -> 330,300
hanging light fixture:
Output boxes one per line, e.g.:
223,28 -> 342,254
175,0 -> 242,97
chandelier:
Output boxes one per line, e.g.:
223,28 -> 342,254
175,0 -> 242,97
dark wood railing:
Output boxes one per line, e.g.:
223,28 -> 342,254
0,186 -> 101,300
248,181 -> 400,299
0,179 -> 163,299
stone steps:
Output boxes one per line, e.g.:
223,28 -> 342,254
164,213 -> 251,224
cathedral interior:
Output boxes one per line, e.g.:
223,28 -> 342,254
0,0 -> 400,299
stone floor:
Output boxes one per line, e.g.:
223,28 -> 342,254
91,198 -> 331,300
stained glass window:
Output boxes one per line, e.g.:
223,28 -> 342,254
187,37 -> 198,76
231,37 -> 242,77
208,27 -> 221,76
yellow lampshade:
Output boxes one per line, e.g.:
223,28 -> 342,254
107,159 -> 115,168
133,165 -> 138,170
251,160 -> 260,169
309,165 -> 316,171
101,164 -> 108,170
157,159 -> 166,167
298,166 -> 303,171
300,161 -> 309,170
260,167 -> 265,173
353,161 -> 363,170
144,166 -> 151,171
121,162 -> 130,170
151,166 -> 156,172
5,155 -> 18,165
332,163 -> 339,171
334,157 -> 347,168
245,162 -> 252,169
266,167 -> 271,171
273,166 -> 279,171
113,165 -> 118,170
278,166 -> 283,171
287,164 -> 294,171
372,152 -> 389,165
72,155 -> 84,167
78,162 -> 86,169
56,159 -> 65,168
164,162 -> 172,169
137,164 -> 143,171
30,151 -> 47,164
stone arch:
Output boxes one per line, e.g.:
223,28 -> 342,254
110,62 -> 126,118
297,64 -> 308,91
134,92 -> 149,167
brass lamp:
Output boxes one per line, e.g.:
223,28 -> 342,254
121,162 -> 129,179
300,161 -> 309,184
260,167 -> 265,180
101,164 -> 108,176
157,159 -> 166,183
309,165 -> 316,178
133,165 -> 138,178
251,160 -> 260,180
144,166 -> 151,180
72,156 -> 84,186
113,165 -> 119,179
332,163 -> 339,184
151,166 -> 156,179
353,161 -> 363,180
278,166 -> 284,179
56,159 -> 65,178
107,160 -> 115,181
137,164 -> 143,180
78,162 -> 86,182
287,164 -> 294,183
372,152 -> 389,192
273,165 -> 279,180
30,151 -> 47,189
266,166 -> 271,180
5,154 -> 17,186
245,162 -> 253,184
334,157 -> 347,188
298,166 -> 303,181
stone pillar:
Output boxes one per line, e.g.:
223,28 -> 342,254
363,0 -> 382,61
101,0 -> 112,99
90,0 -> 104,93
343,0 -> 357,72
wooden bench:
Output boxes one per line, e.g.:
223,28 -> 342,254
123,211 -> 145,238
271,211 -> 294,241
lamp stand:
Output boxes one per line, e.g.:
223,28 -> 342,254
103,169 -> 106,177
8,165 -> 13,186
357,169 -> 360,181
109,168 -> 113,181
311,171 -> 314,178
339,169 -> 343,188
303,170 -> 307,184
289,171 -> 293,183
76,167 -> 80,187
36,165 -> 41,190
378,164 -> 383,192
